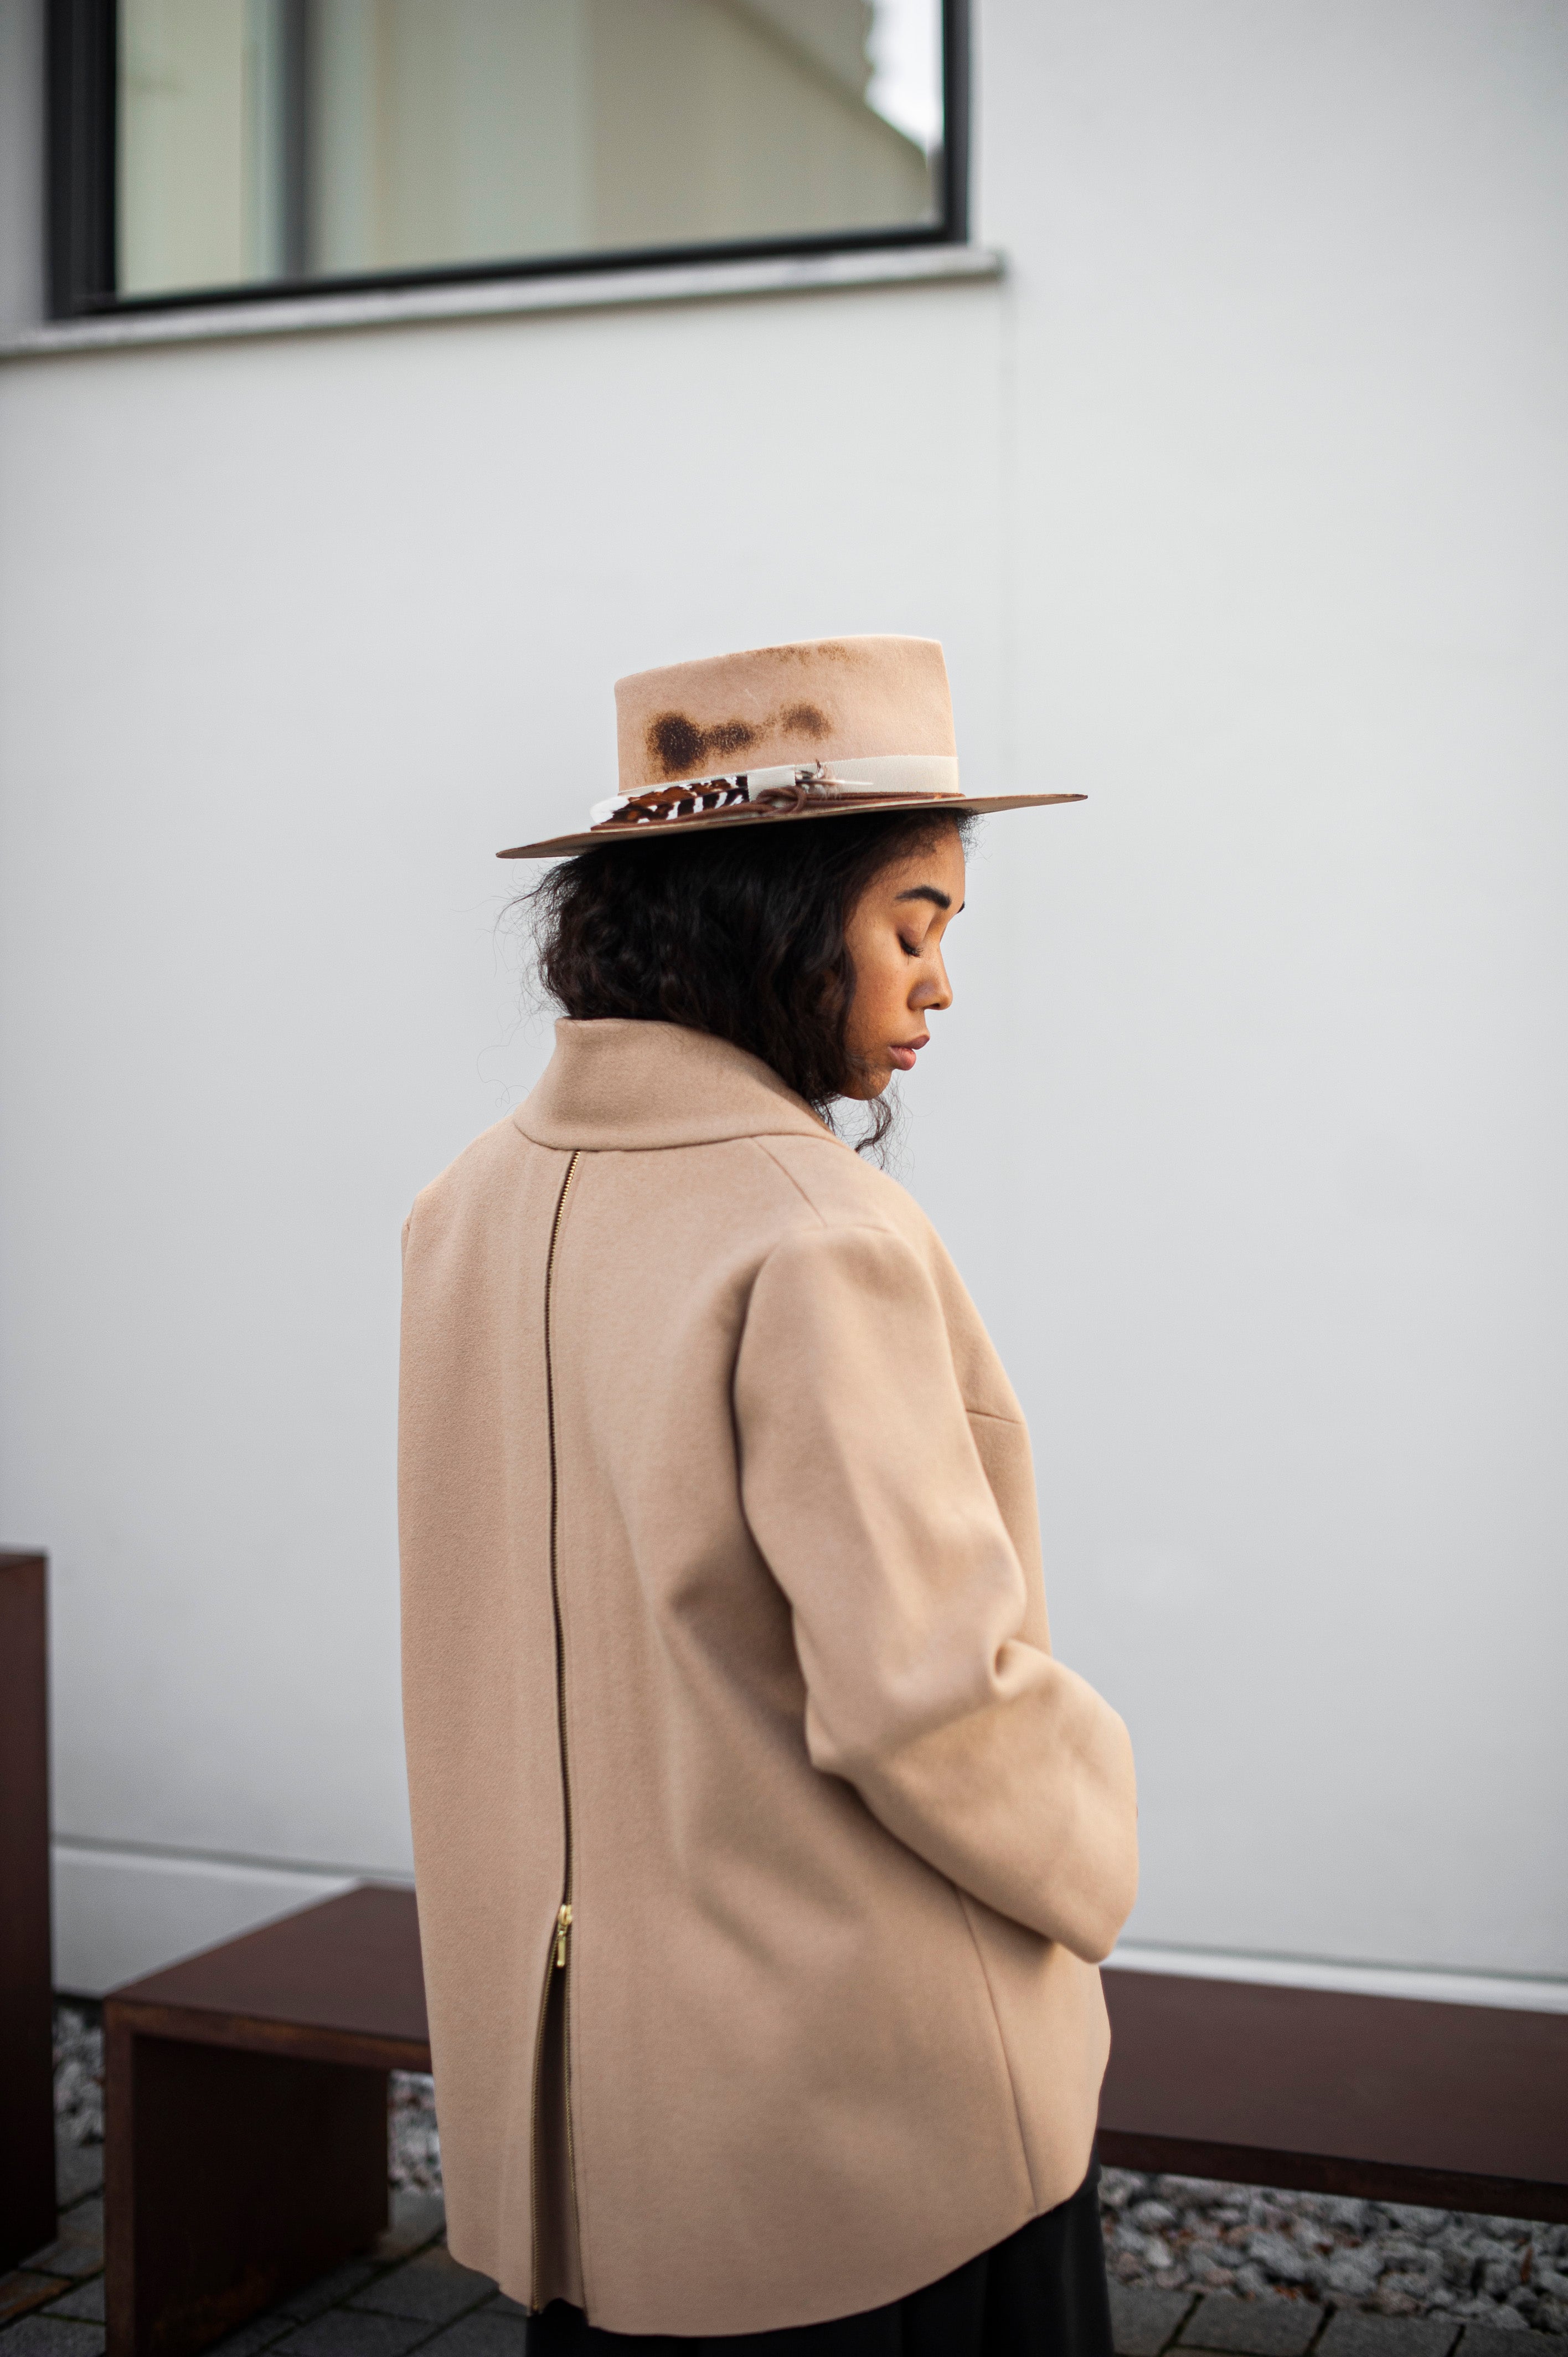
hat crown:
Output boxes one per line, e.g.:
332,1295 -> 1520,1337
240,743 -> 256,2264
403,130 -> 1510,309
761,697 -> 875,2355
615,635 -> 956,795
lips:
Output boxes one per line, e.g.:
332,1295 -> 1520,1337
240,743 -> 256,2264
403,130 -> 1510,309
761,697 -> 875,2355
889,1035 -> 929,1072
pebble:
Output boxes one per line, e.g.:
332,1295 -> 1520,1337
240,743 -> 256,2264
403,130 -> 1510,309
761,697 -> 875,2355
1249,2234 -> 1314,2286
1327,2252 -> 1385,2300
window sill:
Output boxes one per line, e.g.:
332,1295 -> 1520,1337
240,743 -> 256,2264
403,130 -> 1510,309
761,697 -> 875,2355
0,243 -> 1003,361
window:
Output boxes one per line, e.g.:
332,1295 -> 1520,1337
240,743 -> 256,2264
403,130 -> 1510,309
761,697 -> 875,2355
48,0 -> 968,315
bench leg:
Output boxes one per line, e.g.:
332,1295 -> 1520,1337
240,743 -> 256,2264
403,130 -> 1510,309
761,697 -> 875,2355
106,2024 -> 388,2357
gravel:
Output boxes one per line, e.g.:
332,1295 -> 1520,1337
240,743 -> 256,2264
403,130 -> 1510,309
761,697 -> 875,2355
53,2009 -> 104,2152
1100,2172 -> 1568,2335
389,2076 -> 441,2194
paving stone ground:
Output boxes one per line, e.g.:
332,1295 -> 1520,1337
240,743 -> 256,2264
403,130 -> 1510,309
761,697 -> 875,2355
0,2175 -> 515,2357
1111,2289 -> 1567,2357
5,2006 -> 1563,2357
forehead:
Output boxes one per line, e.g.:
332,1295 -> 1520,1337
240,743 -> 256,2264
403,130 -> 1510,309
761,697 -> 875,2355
878,828 -> 966,896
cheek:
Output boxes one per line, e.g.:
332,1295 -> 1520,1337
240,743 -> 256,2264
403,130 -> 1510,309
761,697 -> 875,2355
857,948 -> 912,1022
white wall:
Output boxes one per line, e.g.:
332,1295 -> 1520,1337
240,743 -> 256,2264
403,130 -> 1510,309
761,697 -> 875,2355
1,0 -> 1564,1996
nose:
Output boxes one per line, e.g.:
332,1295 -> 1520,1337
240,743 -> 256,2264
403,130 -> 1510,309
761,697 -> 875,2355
917,950 -> 953,1015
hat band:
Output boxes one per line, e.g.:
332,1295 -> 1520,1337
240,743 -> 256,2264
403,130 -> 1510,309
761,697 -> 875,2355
589,754 -> 962,833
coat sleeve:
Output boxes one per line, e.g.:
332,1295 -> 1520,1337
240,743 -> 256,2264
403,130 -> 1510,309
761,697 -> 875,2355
734,1219 -> 1138,1963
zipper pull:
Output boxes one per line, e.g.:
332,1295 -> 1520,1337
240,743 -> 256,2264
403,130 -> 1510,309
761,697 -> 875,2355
554,1902 -> 572,1969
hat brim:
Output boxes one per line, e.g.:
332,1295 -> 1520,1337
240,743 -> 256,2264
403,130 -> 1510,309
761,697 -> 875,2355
497,791 -> 1085,861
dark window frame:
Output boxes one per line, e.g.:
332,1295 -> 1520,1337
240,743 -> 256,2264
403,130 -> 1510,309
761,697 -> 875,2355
48,0 -> 970,321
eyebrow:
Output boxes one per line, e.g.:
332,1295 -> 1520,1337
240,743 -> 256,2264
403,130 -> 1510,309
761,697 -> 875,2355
895,885 -> 955,911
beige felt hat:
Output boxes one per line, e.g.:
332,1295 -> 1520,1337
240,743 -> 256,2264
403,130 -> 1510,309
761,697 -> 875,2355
498,635 -> 1082,859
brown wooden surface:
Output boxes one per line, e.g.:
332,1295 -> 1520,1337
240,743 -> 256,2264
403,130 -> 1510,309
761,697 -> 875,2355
1101,1968 -> 1568,2222
0,1550 -> 57,2269
104,1886 -> 426,2357
104,1998 -> 428,2077
105,2018 -> 388,2357
109,1882 -> 430,2066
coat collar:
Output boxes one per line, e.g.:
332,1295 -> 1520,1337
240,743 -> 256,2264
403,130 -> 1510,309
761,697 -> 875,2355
514,1019 -> 837,1152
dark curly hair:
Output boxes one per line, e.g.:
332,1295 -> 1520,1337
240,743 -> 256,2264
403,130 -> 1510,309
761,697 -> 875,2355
525,809 -> 971,1155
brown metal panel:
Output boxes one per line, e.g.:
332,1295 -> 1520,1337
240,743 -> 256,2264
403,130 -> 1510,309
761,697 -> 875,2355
104,2010 -> 137,2357
0,1550 -> 56,2269
101,1885 -> 430,2356
106,1998 -> 429,2076
110,1883 -> 428,2048
1095,2132 -> 1568,2226
105,2024 -> 388,2357
1101,1969 -> 1568,2220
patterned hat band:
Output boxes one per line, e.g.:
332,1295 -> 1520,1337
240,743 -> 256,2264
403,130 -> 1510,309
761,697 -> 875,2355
589,753 -> 963,833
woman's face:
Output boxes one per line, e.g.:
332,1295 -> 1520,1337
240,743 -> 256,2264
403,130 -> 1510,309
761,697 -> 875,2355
841,825 -> 966,1099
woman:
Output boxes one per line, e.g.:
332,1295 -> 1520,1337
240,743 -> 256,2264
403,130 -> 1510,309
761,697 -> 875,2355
399,637 -> 1138,2354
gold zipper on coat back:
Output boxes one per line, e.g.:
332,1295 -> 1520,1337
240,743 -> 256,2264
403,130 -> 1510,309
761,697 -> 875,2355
529,1149 -> 581,2311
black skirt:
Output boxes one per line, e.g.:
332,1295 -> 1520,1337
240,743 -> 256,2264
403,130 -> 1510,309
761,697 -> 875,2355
526,2159 -> 1112,2356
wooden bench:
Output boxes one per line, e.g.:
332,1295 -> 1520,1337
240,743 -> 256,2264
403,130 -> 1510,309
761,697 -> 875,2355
1098,1968 -> 1568,2224
0,1549 -> 56,2272
104,1885 -> 1568,2357
104,1883 -> 430,2357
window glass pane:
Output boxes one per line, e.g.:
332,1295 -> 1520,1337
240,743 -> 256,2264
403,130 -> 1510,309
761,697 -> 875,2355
117,0 -> 946,300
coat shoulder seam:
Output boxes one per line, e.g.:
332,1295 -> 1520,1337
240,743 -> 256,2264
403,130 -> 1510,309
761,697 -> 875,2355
747,1139 -> 921,1244
746,1135 -> 835,1224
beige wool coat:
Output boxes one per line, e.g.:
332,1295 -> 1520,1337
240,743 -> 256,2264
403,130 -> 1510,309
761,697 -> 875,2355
399,1018 -> 1138,2338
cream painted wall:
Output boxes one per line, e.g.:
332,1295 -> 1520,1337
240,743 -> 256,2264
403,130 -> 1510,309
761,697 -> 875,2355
1,0 -> 1564,1993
